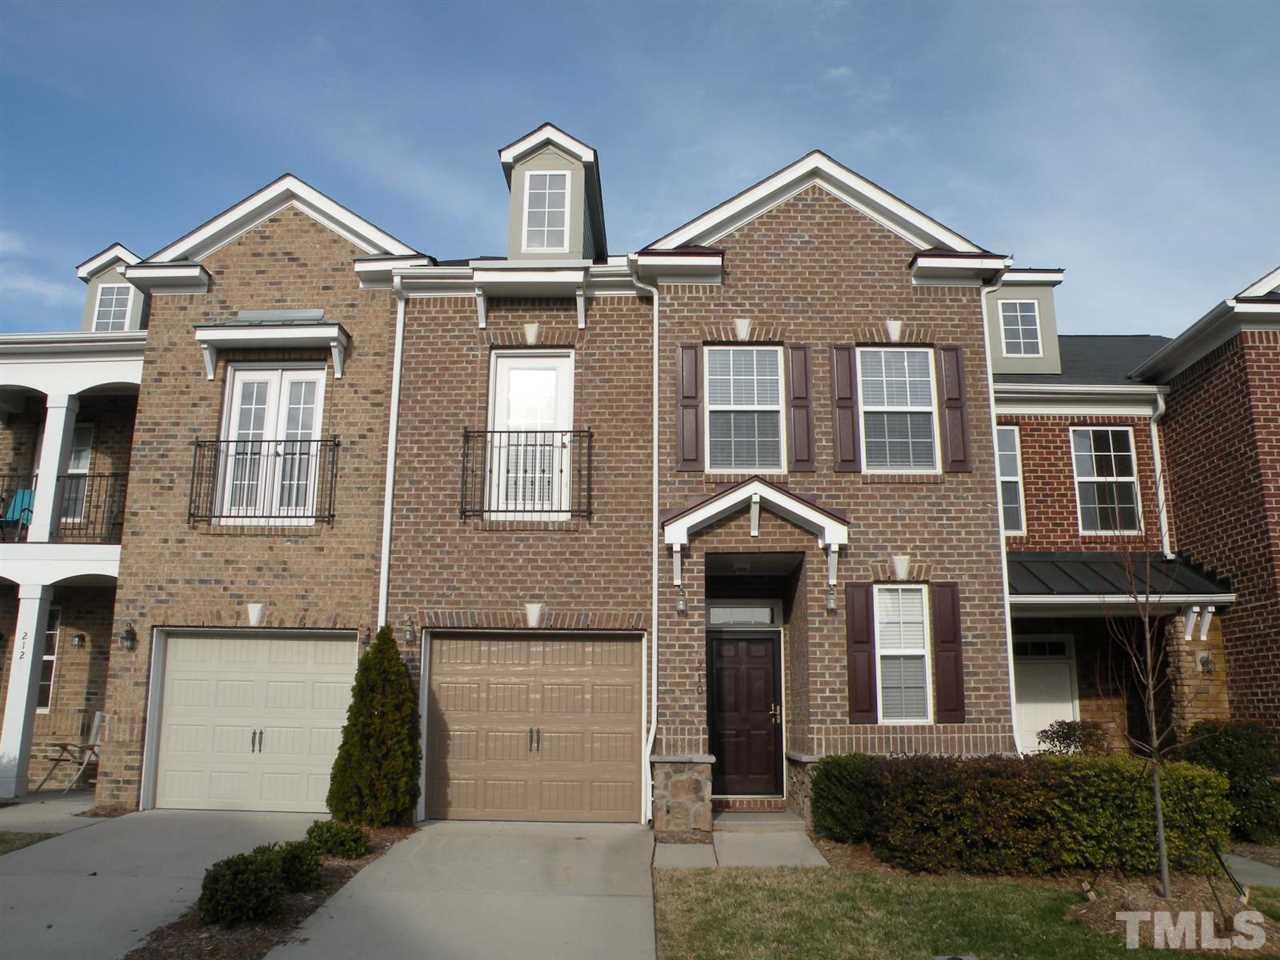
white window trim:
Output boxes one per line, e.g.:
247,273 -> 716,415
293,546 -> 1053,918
703,345 -> 788,475
93,283 -> 133,332
997,425 -> 1026,536
59,423 -> 95,523
521,169 -> 571,254
997,299 -> 1044,358
855,346 -> 941,475
873,584 -> 933,725
1069,425 -> 1144,536
36,606 -> 61,714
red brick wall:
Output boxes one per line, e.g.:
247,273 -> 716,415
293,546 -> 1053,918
999,413 -> 1168,553
94,208 -> 397,808
1162,331 -> 1280,730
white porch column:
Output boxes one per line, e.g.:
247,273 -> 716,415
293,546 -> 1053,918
28,393 -> 78,542
0,584 -> 52,797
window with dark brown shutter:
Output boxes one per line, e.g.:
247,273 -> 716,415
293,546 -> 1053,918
787,344 -> 814,472
845,582 -> 877,723
931,582 -> 966,723
676,345 -> 702,471
831,345 -> 860,472
936,347 -> 972,473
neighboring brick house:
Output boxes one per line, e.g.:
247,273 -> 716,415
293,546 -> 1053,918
0,123 -> 1268,839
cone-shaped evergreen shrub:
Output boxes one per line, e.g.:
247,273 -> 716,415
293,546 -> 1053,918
326,625 -> 421,826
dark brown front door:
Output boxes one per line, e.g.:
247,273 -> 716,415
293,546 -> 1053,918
709,632 -> 782,796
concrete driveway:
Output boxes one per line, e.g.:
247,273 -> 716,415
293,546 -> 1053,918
0,806 -> 313,960
269,821 -> 656,960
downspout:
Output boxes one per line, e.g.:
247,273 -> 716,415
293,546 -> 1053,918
979,267 -> 1024,755
1149,392 -> 1175,559
630,260 -> 661,824
377,279 -> 407,627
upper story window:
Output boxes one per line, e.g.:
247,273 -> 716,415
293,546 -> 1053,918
857,347 -> 938,473
874,585 -> 931,723
1071,427 -> 1141,534
523,171 -> 570,252
996,426 -> 1025,535
705,346 -> 784,472
999,300 -> 1041,357
93,284 -> 132,331
37,606 -> 61,711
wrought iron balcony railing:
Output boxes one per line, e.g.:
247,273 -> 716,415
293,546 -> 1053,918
460,429 -> 593,519
53,473 -> 127,543
1,473 -> 34,542
188,438 -> 340,524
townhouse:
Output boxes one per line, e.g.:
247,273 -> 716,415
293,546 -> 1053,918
0,124 -> 1271,838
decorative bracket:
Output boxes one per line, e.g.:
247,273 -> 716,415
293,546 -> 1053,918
576,287 -> 587,329
475,288 -> 487,329
1182,606 -> 1201,644
1198,605 -> 1216,644
672,544 -> 682,587
826,544 -> 839,587
749,493 -> 761,537
200,342 -> 216,381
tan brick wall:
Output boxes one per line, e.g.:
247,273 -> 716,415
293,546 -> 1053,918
94,208 -> 396,809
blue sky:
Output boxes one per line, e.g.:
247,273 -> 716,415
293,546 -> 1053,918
2,0 -> 1278,335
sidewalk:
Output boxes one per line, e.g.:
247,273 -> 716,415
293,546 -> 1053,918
653,812 -> 828,868
0,789 -> 99,836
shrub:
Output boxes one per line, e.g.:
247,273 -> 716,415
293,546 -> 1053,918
810,752 -> 1231,876
326,625 -> 422,826
1037,719 -> 1110,755
1181,720 -> 1280,843
306,819 -> 369,859
198,849 -> 286,925
269,840 -> 323,892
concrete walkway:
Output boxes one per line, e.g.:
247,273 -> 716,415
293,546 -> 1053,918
268,821 -> 656,960
0,807 -> 313,960
0,788 -> 97,835
654,811 -> 829,868
1225,852 -> 1280,889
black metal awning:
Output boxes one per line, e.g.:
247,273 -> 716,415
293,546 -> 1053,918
1008,552 -> 1234,607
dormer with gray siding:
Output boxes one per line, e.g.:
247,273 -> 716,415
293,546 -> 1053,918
75,243 -> 147,332
984,268 -> 1065,376
499,123 -> 607,262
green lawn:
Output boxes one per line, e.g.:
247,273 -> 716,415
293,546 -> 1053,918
0,831 -> 56,856
654,867 -> 1234,960
1256,886 -> 1280,924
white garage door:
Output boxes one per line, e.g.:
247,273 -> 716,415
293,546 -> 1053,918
154,633 -> 356,812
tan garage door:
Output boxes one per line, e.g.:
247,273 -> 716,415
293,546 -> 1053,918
427,634 -> 642,822
154,633 -> 355,812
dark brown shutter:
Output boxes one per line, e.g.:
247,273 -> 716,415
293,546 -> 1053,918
937,347 -> 972,473
846,582 -> 877,723
931,582 -> 966,723
677,345 -> 702,471
787,345 -> 815,472
832,345 -> 861,472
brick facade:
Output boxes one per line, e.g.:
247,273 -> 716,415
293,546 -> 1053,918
1163,331 -> 1280,731
92,207 -> 397,809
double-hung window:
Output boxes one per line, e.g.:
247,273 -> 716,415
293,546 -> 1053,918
523,171 -> 569,252
93,284 -> 132,331
857,347 -> 939,472
874,585 -> 931,723
1071,427 -> 1141,534
705,346 -> 784,472
996,425 -> 1025,535
999,300 -> 1041,356
37,606 -> 60,712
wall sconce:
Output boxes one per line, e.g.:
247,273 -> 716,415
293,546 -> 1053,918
72,633 -> 87,649
826,585 -> 837,611
1198,651 -> 1215,674
402,620 -> 416,644
119,624 -> 137,651
676,586 -> 687,614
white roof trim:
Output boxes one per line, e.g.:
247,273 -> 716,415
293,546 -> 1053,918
149,175 -> 417,263
662,478 -> 849,549
1130,298 -> 1280,382
649,151 -> 982,253
76,243 -> 141,281
499,124 -> 595,167
1237,264 -> 1280,299
1000,270 -> 1065,286
1012,593 -> 1235,607
193,322 -> 351,380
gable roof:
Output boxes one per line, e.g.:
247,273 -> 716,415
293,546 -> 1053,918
75,242 -> 141,281
661,476 -> 849,549
648,150 -> 986,253
146,173 -> 420,263
498,122 -> 597,174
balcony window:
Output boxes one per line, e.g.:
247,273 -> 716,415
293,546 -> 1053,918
37,606 -> 60,712
997,426 -> 1025,535
1071,427 -> 1142,534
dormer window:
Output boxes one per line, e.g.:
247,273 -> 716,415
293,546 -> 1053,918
999,300 -> 1041,357
523,171 -> 570,252
93,284 -> 132,331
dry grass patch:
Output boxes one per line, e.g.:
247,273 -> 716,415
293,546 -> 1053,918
0,831 -> 56,856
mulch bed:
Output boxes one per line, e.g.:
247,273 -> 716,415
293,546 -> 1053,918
122,826 -> 414,960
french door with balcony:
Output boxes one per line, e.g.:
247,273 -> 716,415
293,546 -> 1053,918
486,351 -> 575,517
220,366 -> 326,523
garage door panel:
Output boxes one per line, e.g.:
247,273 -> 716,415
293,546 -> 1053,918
427,634 -> 641,822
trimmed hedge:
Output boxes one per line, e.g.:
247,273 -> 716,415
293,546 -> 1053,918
306,819 -> 369,859
1181,720 -> 1280,843
811,753 -> 1231,875
198,849 -> 286,925
271,840 -> 323,892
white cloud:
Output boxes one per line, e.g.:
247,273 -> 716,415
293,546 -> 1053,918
0,267 -> 80,305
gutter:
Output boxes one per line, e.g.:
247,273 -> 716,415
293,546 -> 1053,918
377,280 -> 407,626
978,267 -> 1024,756
1149,392 -> 1175,559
